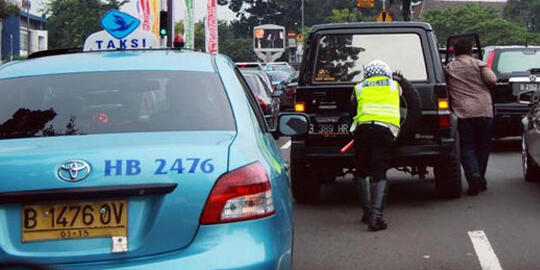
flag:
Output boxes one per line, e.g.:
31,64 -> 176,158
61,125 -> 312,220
184,0 -> 195,49
150,0 -> 159,38
205,0 -> 218,54
137,0 -> 152,32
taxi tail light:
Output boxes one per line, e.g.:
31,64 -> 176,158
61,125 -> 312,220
438,98 -> 451,128
486,51 -> 495,69
295,101 -> 305,112
200,162 -> 274,225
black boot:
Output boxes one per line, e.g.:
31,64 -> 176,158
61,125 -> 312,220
368,179 -> 388,231
359,177 -> 372,223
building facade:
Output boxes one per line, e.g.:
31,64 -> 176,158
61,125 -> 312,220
1,11 -> 47,61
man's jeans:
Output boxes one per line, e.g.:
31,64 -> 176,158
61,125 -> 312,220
458,117 -> 493,185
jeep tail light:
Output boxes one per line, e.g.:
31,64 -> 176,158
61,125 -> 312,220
437,98 -> 451,128
439,115 -> 451,128
200,162 -> 274,225
295,101 -> 305,112
486,51 -> 495,69
438,99 -> 449,110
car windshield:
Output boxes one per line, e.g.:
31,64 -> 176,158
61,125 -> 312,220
0,71 -> 235,140
267,71 -> 291,83
314,33 -> 428,83
496,49 -> 540,74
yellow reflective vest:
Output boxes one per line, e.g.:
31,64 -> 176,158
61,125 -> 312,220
354,76 -> 400,128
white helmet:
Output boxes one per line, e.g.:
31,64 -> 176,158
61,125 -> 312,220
364,60 -> 392,79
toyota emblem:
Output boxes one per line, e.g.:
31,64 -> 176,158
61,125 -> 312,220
57,160 -> 91,182
530,75 -> 537,82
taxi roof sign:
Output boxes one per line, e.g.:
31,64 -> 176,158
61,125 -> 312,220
83,10 -> 159,52
101,10 -> 141,39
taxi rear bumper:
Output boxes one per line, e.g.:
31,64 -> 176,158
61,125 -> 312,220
53,216 -> 292,270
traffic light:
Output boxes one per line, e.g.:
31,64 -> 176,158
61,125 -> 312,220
160,10 -> 168,37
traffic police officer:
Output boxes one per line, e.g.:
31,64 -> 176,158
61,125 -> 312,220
350,60 -> 401,231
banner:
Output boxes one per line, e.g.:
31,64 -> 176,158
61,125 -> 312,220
137,0 -> 151,32
184,0 -> 195,50
150,0 -> 159,37
205,0 -> 218,54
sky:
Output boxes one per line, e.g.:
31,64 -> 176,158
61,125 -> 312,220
28,0 -> 237,22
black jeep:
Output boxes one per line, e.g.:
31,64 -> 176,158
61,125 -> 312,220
292,22 -> 463,202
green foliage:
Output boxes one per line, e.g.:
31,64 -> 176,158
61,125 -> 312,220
45,0 -> 128,49
327,8 -> 359,23
174,20 -> 257,62
504,0 -> 540,33
0,0 -> 20,19
224,0 -> 376,38
422,4 -> 540,46
468,19 -> 540,45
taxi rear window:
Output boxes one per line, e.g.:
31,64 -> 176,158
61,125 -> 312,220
0,71 -> 235,140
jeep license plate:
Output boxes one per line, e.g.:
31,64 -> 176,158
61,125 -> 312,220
309,123 -> 349,136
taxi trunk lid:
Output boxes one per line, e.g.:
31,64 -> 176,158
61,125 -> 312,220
0,131 -> 234,264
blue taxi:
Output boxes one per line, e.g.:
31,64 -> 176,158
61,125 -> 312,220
0,49 -> 308,269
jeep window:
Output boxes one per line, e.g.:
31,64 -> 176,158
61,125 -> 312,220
314,33 -> 428,83
496,49 -> 540,75
0,71 -> 235,140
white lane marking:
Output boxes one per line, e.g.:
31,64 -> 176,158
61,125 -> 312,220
281,140 -> 291,149
468,230 -> 504,270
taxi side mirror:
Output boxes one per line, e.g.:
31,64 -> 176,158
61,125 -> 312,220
517,91 -> 535,105
273,113 -> 309,137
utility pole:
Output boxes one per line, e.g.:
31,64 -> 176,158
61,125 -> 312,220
166,0 -> 173,47
301,0 -> 304,33
24,0 -> 31,55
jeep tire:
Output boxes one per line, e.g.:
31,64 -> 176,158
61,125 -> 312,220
393,73 -> 422,140
434,138 -> 462,198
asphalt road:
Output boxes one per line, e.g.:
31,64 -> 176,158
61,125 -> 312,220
277,138 -> 540,270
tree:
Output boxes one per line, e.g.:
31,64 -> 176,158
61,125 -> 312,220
0,0 -> 20,19
44,0 -> 128,49
174,20 -> 257,62
421,4 -> 540,46
468,19 -> 540,46
504,0 -> 540,33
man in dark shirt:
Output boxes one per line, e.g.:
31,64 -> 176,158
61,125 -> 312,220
445,38 -> 497,195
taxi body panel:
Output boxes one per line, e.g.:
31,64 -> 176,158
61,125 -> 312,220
0,51 -> 292,269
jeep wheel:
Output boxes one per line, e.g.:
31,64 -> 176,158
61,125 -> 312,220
434,139 -> 462,198
522,134 -> 540,182
393,73 -> 422,140
290,158 -> 321,203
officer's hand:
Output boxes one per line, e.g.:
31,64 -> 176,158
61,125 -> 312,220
392,71 -> 404,82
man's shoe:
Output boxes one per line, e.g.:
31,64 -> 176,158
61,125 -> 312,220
467,174 -> 482,196
467,186 -> 479,196
479,176 -> 487,192
367,211 -> 388,231
361,209 -> 369,224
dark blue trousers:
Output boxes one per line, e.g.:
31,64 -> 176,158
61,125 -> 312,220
458,117 -> 493,185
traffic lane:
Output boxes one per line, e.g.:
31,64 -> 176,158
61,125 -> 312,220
280,139 -> 540,270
